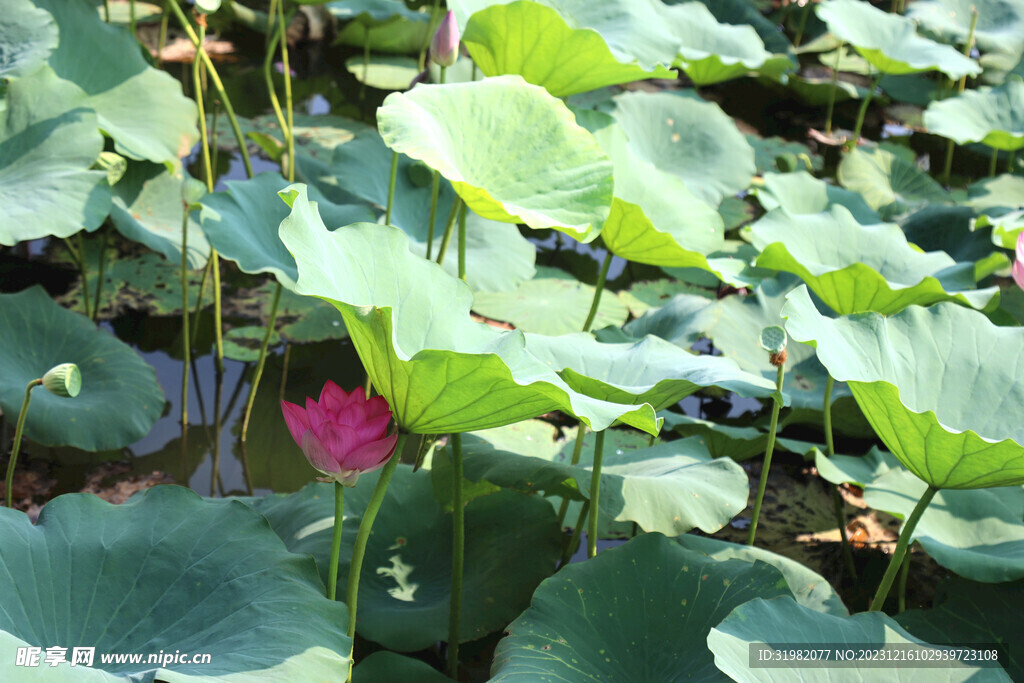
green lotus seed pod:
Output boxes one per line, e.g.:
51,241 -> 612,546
181,177 -> 207,207
42,363 -> 82,398
759,325 -> 787,354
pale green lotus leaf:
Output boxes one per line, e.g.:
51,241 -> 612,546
1,0 -> 58,78
345,55 -> 420,90
925,77 -> 1024,151
756,171 -> 880,225
979,209 -> 1024,249
327,0 -> 427,26
783,284 -> 1024,489
377,75 -> 614,241
838,146 -> 952,220
908,0 -> 1024,58
471,277 -> 628,335
965,173 -> 1024,214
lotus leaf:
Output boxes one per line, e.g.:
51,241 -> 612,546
622,293 -> 716,348
924,77 -> 1024,151
471,277 -> 629,335
838,146 -> 952,220
1,0 -> 58,79
782,285 -> 1024,489
908,0 -> 1024,58
965,173 -> 1024,214
279,184 -> 660,434
980,209 -> 1024,249
0,286 -> 164,451
690,0 -> 795,57
377,75 -> 613,241
345,55 -> 420,90
816,0 -> 981,79
0,486 -> 352,681
327,0 -> 427,26
490,533 -> 793,681
453,0 -> 677,97
814,446 -> 901,488
353,651 -> 449,683
900,205 -> 999,270
756,171 -> 880,225
660,412 -> 767,461
750,205 -> 996,315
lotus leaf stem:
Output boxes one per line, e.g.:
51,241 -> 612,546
869,484 -> 938,611
346,432 -> 408,677
157,1 -> 169,68
190,257 -> 211,344
586,430 -> 606,558
824,376 -> 856,579
942,8 -> 979,185
360,32 -> 370,103
556,422 -> 588,527
426,171 -> 440,259
181,205 -> 191,427
582,250 -> 614,332
279,342 -> 290,402
898,551 -> 910,613
241,282 -> 282,442
76,234 -> 91,320
436,196 -> 463,266
448,433 -> 465,678
793,2 -> 811,47
328,481 -> 345,600
824,41 -> 843,135
103,0 -> 110,22
848,73 -> 883,150
457,202 -> 467,281
747,362 -> 786,546
989,148 -> 999,178
386,151 -> 399,225
262,0 -> 289,160
276,0 -> 295,183
92,227 -> 109,322
4,379 -> 42,508
559,500 -> 589,567
212,252 -> 224,373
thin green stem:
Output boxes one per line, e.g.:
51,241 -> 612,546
869,485 -> 938,611
989,147 -> 999,177
942,8 -> 978,184
328,481 -> 345,600
212,251 -> 224,373
168,0 -> 253,178
793,2 -> 811,47
1009,149 -> 1017,173
157,1 -> 170,68
241,282 -> 282,442
897,551 -> 910,613
276,0 -> 295,182
76,233 -> 91,320
279,342 -> 291,402
194,23 -> 214,188
824,375 -> 857,579
92,227 -> 109,322
848,73 -> 883,150
181,205 -> 191,427
418,0 -> 444,70
440,65 -> 447,85
448,433 -> 465,678
559,501 -> 589,567
190,256 -> 211,344
359,31 -> 370,103
586,430 -> 606,559
425,171 -> 440,259
385,151 -> 399,225
582,250 -> 613,332
457,202 -> 467,282
346,433 -> 408,668
103,0 -> 110,22
747,363 -> 786,546
556,422 -> 588,527
5,379 -> 42,508
824,41 -> 843,135
435,196 -> 463,266
262,9 -> 289,160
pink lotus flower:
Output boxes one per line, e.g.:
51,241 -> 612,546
430,10 -> 459,67
1014,232 -> 1024,292
281,381 -> 398,486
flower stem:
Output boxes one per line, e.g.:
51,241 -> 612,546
92,226 -> 109,322
262,0 -> 289,162
448,433 -> 465,678
848,73 -> 882,150
190,256 -> 211,344
897,551 -> 910,613
869,485 -> 937,611
457,202 -> 467,282
241,282 -> 282,442
425,171 -> 440,259
586,430 -> 606,558
328,481 -> 345,600
385,151 -> 398,225
559,500 -> 589,567
435,196 -> 463,266
747,363 -> 786,546
76,233 -> 91,320
824,376 -> 856,579
276,0 -> 295,182
989,148 -> 999,178
556,421 -> 588,527
156,0 -> 169,68
212,251 -> 224,373
181,204 -> 191,427
5,379 -> 42,508
582,250 -> 613,332
346,432 -> 408,672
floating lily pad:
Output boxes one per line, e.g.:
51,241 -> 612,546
454,0 -> 677,97
35,0 -> 198,164
865,468 -> 1024,582
709,596 -> 1006,681
0,66 -> 109,244
249,467 -> 561,651
0,286 -> 164,451
223,325 -> 281,362
377,75 -> 613,241
816,0 -> 981,79
109,161 -> 210,269
345,55 -> 420,90
756,171 -> 880,225
1,0 -> 58,79
751,205 -> 996,315
279,185 -> 660,434
471,277 -> 628,335
0,486 -> 351,681
783,284 -> 1024,489
838,146 -> 952,220
925,77 -> 1024,151
490,533 -> 793,681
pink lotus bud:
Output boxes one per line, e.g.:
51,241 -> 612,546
430,10 -> 459,68
1014,232 -> 1024,292
281,381 -> 398,487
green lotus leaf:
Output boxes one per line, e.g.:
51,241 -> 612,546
965,173 -> 1024,214
815,0 -> 981,79
0,486 -> 352,680
925,77 -> 1024,151
865,468 -> 1024,582
690,0 -> 795,57
490,533 -> 793,681
782,284 -> 1024,489
708,275 -> 851,410
109,161 -> 210,269
746,135 -> 824,176
709,596 -> 1008,681
453,0 -> 677,97
897,578 -> 1024,681
324,130 -> 536,292
656,1 -> 794,85
819,44 -> 874,74
328,0 -> 427,26
980,209 -> 1024,249
676,535 -> 848,616
353,651 -> 449,683
908,0 -> 1024,58
618,279 -> 714,318
814,446 -> 901,488
622,293 -> 717,348
0,65 -> 110,244
1,0 -> 58,78
200,172 -> 374,288
459,434 -> 749,535
751,205 -> 997,315
35,0 -> 198,165
334,13 -> 430,53
345,55 -> 420,90
756,171 -> 880,225
0,286 -> 164,450
524,331 -> 780,411
838,146 -> 952,220
377,75 -> 614,241
660,412 -> 767,460
611,90 -> 756,206
279,184 -> 660,434
471,277 -> 628,335
901,205 -> 1000,271
780,72 -> 869,106
249,467 -> 560,651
